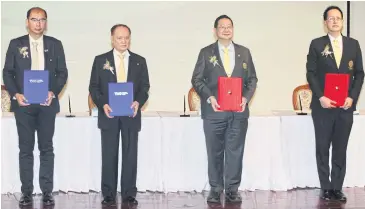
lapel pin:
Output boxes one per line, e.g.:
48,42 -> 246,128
44,49 -> 48,52
137,63 -> 139,65
238,54 -> 240,57
50,59 -> 52,61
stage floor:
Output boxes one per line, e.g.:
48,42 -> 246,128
2,188 -> 365,209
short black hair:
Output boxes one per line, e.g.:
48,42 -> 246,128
214,15 -> 233,28
27,7 -> 47,19
323,6 -> 343,20
110,24 -> 131,36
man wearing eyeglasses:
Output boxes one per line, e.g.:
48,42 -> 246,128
191,15 -> 258,204
306,6 -> 364,202
2,7 -> 68,206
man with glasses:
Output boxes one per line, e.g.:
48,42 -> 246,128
3,7 -> 68,206
306,6 -> 364,202
191,15 -> 258,204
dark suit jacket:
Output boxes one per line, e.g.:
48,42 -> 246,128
88,49 -> 150,132
191,41 -> 258,120
306,35 -> 364,112
2,35 -> 68,113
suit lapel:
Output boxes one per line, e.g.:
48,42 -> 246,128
106,50 -> 117,81
232,43 -> 241,76
127,51 -> 134,82
325,35 -> 338,69
213,42 -> 227,76
19,35 -> 32,70
339,36 -> 350,71
43,36 -> 50,71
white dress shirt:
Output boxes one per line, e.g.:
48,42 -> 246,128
328,33 -> 343,51
113,48 -> 130,78
218,41 -> 235,72
29,34 -> 45,70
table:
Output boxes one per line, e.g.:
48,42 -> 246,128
1,111 -> 364,194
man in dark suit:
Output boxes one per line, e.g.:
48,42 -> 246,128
89,24 -> 150,206
306,6 -> 364,202
191,15 -> 258,204
2,7 -> 68,206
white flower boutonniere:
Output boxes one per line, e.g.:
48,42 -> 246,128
103,59 -> 114,74
18,47 -> 29,58
321,44 -> 333,58
209,55 -> 221,67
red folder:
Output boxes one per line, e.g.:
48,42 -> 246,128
324,73 -> 349,107
217,77 -> 242,111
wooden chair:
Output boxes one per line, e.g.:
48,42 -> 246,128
292,84 -> 312,111
188,87 -> 201,111
1,85 -> 11,112
88,93 -> 97,116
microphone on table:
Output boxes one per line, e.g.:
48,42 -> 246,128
180,95 -> 190,117
66,95 -> 75,117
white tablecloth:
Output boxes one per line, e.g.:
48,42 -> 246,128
1,111 -> 364,194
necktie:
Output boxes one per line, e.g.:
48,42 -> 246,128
117,54 -> 127,82
31,42 -> 39,70
223,48 -> 231,76
333,39 -> 342,68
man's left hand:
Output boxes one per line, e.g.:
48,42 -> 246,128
240,97 -> 247,112
41,91 -> 55,106
341,97 -> 353,110
131,101 -> 139,117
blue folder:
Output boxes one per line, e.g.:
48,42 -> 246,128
23,70 -> 49,104
108,82 -> 134,116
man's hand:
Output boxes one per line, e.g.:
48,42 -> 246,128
15,93 -> 29,106
319,96 -> 336,108
131,101 -> 139,117
239,97 -> 247,112
341,97 -> 353,110
41,91 -> 55,106
103,104 -> 114,118
208,96 -> 221,112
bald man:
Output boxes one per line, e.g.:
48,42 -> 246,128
3,7 -> 68,206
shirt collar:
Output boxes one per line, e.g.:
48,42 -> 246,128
218,41 -> 234,52
29,34 -> 43,44
113,48 -> 130,58
328,33 -> 342,44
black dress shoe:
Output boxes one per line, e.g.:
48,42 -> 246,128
225,191 -> 242,203
207,190 -> 221,203
19,193 -> 32,206
42,193 -> 55,206
101,196 -> 116,206
122,196 -> 138,205
320,189 -> 333,201
333,190 -> 347,202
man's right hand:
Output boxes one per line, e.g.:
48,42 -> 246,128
103,104 -> 114,118
208,96 -> 221,112
15,93 -> 29,106
319,96 -> 336,108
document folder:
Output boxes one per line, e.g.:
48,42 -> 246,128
23,70 -> 49,104
324,73 -> 349,107
108,82 -> 134,116
217,77 -> 242,111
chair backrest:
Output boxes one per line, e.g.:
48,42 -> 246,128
88,93 -> 96,115
292,84 -> 312,110
188,87 -> 201,111
1,85 -> 11,112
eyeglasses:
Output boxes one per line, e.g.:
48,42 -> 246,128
327,17 -> 342,22
29,18 -> 47,23
218,26 -> 233,31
